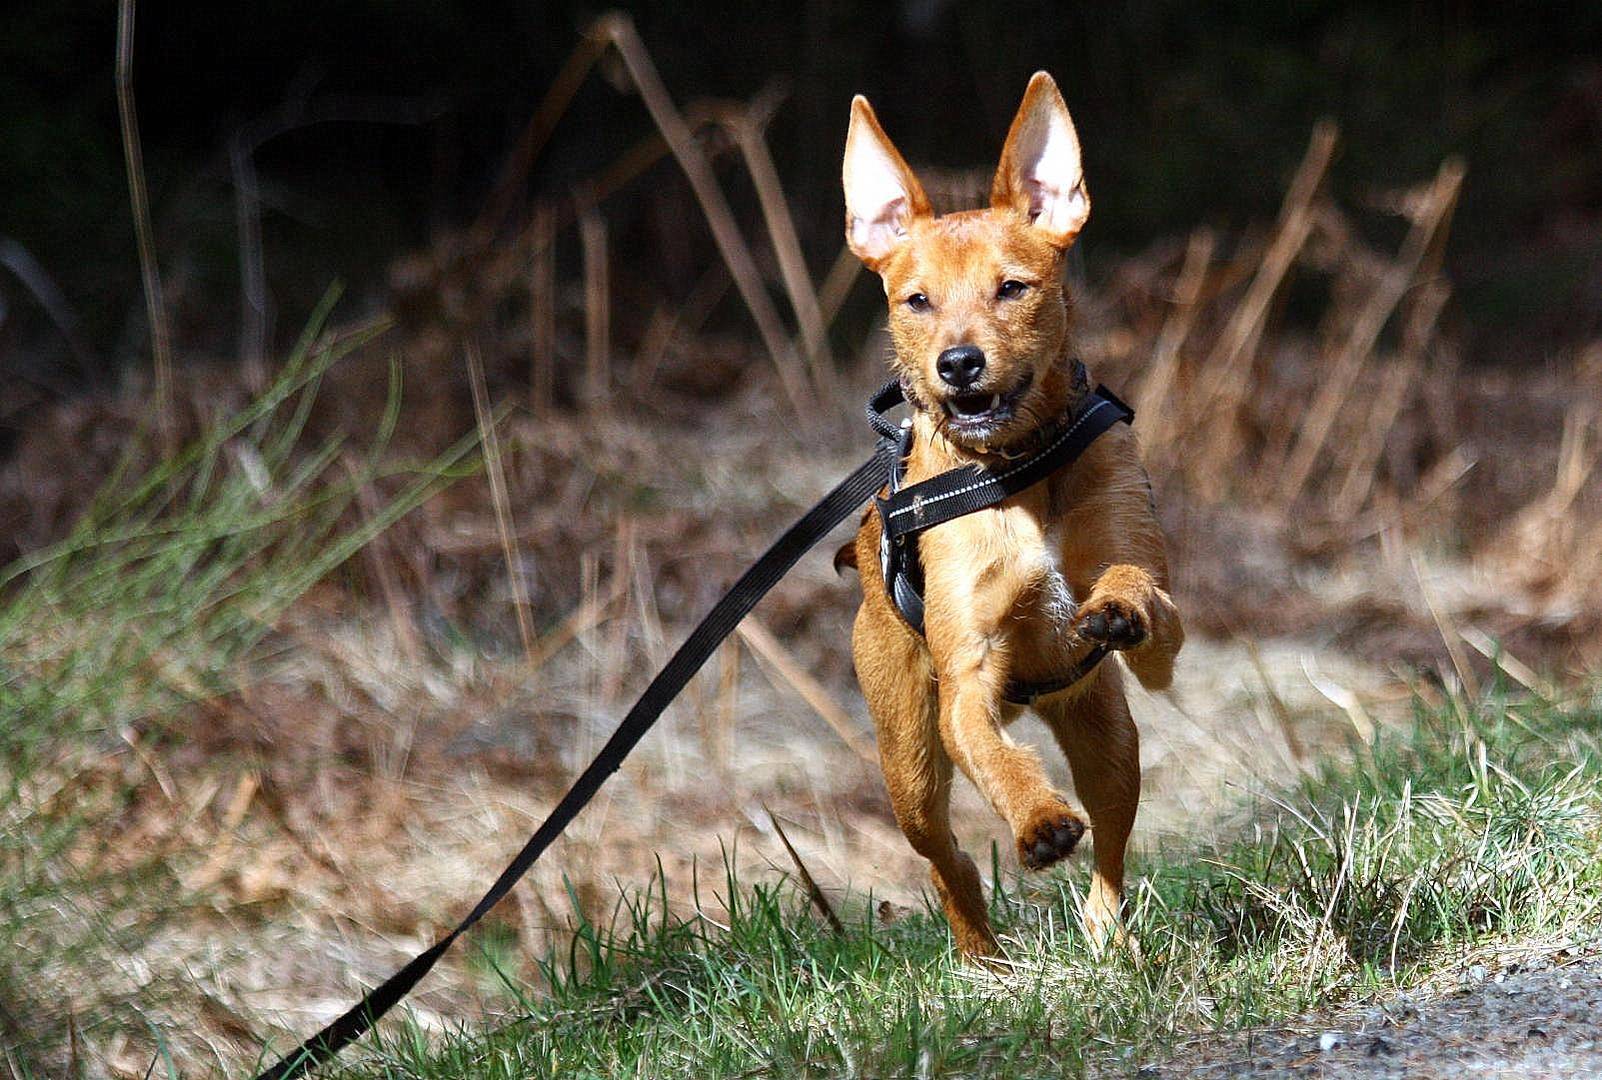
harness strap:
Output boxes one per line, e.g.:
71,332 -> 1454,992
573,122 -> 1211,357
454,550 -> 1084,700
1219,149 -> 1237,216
252,440 -> 898,1080
877,384 -> 1134,545
1003,644 -> 1110,705
871,378 -> 1134,704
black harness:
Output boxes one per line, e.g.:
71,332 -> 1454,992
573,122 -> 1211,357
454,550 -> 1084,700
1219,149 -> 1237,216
867,367 -> 1134,704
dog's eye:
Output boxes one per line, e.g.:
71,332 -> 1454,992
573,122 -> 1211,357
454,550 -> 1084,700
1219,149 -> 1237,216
997,280 -> 1028,300
904,292 -> 931,313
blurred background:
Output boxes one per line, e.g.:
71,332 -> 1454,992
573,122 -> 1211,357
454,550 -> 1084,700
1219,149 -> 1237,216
2,2 -> 1600,1074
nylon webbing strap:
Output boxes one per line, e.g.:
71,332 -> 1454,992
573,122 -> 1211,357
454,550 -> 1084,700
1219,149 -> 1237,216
253,441 -> 897,1080
1002,643 -> 1110,705
878,385 -> 1133,546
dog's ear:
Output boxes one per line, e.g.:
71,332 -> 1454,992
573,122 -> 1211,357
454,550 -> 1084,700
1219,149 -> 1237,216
843,95 -> 931,270
991,71 -> 1089,248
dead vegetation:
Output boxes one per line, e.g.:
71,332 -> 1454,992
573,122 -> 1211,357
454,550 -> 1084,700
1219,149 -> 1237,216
1,11 -> 1599,1076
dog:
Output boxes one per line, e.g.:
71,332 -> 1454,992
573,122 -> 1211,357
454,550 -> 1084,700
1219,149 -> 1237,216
839,72 -> 1184,955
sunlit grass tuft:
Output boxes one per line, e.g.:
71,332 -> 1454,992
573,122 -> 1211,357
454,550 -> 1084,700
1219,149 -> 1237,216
0,292 -> 480,1073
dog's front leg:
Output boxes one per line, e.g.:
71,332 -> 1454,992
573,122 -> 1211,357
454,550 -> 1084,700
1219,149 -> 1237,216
923,535 -> 1086,871
1059,430 -> 1186,690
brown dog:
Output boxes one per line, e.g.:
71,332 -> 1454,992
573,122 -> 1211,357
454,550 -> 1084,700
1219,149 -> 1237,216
841,72 -> 1184,955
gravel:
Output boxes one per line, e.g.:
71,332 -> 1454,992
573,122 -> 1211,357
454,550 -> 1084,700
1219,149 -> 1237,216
1147,947 -> 1602,1079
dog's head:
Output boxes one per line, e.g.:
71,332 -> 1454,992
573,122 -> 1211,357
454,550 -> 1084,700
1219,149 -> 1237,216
843,72 -> 1089,451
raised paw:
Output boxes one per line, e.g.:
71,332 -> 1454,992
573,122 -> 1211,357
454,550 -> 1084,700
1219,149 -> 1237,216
1075,598 -> 1147,650
1016,803 -> 1086,870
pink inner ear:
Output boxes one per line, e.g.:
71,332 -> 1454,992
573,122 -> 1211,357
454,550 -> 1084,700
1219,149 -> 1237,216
1026,179 -> 1050,221
851,196 -> 909,260
1024,168 -> 1087,240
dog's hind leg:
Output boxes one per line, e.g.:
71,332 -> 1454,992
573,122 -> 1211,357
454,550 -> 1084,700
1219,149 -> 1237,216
1035,663 -> 1140,950
853,607 -> 998,956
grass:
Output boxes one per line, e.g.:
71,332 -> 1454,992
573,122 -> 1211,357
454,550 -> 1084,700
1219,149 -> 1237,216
315,683 -> 1602,1079
0,292 -> 481,1074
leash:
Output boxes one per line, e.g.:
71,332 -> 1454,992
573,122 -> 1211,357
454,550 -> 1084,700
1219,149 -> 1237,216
253,376 -> 1129,1079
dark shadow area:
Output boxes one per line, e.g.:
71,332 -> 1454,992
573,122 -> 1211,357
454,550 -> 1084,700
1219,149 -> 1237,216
3,1 -> 1599,401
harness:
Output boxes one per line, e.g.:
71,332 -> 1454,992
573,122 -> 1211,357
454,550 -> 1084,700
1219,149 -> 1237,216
867,364 -> 1134,704
254,363 -> 1135,1080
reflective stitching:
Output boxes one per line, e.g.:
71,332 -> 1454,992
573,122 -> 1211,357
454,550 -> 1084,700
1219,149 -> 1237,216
885,397 -> 1114,521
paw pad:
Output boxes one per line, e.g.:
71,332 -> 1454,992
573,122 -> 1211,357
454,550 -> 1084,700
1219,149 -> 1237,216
1018,811 -> 1085,870
1077,601 -> 1147,649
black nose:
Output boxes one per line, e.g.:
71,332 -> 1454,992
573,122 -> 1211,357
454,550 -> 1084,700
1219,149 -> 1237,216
936,345 -> 986,389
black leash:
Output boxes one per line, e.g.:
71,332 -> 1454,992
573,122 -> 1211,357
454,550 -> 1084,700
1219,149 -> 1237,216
253,377 -> 1130,1079
253,435 -> 898,1080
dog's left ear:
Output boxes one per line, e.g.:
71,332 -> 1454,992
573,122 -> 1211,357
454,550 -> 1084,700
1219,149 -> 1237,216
991,71 -> 1089,248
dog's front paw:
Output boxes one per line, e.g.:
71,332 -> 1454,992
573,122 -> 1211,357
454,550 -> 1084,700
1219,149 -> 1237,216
1016,802 -> 1086,870
1074,597 -> 1147,650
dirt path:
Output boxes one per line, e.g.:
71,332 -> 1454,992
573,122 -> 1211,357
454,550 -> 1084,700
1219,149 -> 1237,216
1147,942 -> 1602,1079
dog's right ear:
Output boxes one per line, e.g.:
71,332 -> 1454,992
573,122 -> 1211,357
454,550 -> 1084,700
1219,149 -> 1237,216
842,95 -> 931,271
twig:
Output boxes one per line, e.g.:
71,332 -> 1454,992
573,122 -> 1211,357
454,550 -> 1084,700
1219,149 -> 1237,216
600,517 -> 635,704
1330,279 -> 1448,516
766,806 -> 844,935
815,241 -> 864,332
115,0 -> 174,451
1543,401 -> 1599,516
228,85 -> 442,390
475,14 -> 816,414
1276,158 -> 1465,504
529,203 -> 556,413
1299,656 -> 1376,745
736,615 -> 876,763
703,640 -> 738,773
712,89 -> 833,392
578,199 -> 611,407
579,102 -> 740,208
1334,446 -> 1476,545
1190,121 -> 1337,474
1134,227 -> 1215,453
526,571 -> 629,672
1244,639 -> 1306,765
346,454 -> 424,667
1459,627 -> 1555,699
1413,555 -> 1481,700
626,519 -> 666,666
474,31 -> 610,243
229,130 -> 270,391
0,237 -> 95,375
630,263 -> 729,395
590,11 -> 813,417
466,342 -> 538,668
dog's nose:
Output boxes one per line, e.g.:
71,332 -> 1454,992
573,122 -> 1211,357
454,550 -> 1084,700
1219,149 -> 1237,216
936,345 -> 986,389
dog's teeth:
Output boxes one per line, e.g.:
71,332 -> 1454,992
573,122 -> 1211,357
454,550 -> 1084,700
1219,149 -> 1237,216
989,394 -> 1001,411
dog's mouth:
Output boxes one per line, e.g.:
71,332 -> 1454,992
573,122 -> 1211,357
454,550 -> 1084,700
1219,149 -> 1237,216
939,372 -> 1034,440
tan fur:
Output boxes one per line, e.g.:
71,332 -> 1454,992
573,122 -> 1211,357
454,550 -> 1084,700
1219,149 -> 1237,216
843,73 -> 1184,955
